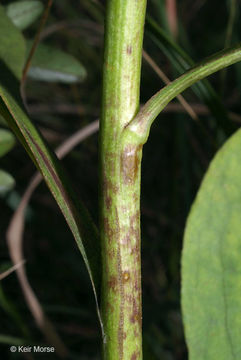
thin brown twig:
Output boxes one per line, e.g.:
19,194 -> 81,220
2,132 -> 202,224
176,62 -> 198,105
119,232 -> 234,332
0,260 -> 26,281
161,102 -> 241,124
40,19 -> 103,40
166,0 -> 178,38
143,50 -> 200,122
21,0 -> 53,102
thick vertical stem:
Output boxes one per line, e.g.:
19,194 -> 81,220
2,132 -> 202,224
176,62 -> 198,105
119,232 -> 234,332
99,1 -> 147,359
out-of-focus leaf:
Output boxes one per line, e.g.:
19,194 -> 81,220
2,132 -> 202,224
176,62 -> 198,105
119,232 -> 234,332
27,42 -> 87,83
182,128 -> 241,359
0,335 -> 27,346
0,129 -> 15,157
0,285 -> 29,337
0,5 -> 26,80
0,170 -> 15,195
5,1 -> 43,31
0,115 -> 7,126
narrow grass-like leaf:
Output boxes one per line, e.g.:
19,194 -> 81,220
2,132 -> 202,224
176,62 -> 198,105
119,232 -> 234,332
0,284 -> 29,338
0,129 -> 15,157
27,42 -> 87,83
6,121 -> 99,351
5,0 -> 44,30
0,170 -> 15,195
0,5 -> 26,80
0,0 -> 101,335
0,335 -> 28,346
182,128 -> 241,359
0,69 -> 101,333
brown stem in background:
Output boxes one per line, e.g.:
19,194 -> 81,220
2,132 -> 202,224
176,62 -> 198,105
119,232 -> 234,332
21,0 -> 53,102
143,50 -> 199,122
166,0 -> 178,38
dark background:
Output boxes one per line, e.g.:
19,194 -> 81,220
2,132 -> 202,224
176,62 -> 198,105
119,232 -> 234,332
1,0 -> 241,358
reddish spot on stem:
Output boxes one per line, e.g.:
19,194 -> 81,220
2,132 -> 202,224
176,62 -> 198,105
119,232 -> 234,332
130,297 -> 141,326
105,195 -> 112,210
126,45 -> 132,54
131,352 -> 138,360
103,217 -> 115,242
121,145 -> 142,185
129,211 -> 140,240
106,301 -> 114,314
108,275 -> 118,292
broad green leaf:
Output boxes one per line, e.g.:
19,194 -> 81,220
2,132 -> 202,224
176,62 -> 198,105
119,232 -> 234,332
182,128 -> 241,359
27,42 -> 87,83
0,129 -> 15,157
0,5 -> 26,80
5,1 -> 43,31
0,67 -> 101,329
0,170 -> 15,195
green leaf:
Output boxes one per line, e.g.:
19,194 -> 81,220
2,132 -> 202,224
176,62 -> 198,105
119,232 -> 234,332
0,129 -> 15,157
182,128 -> 241,359
0,115 -> 7,126
27,42 -> 87,83
0,334 -> 27,346
0,10 -> 99,321
5,1 -> 44,31
0,64 -> 101,330
0,170 -> 15,195
0,285 -> 29,338
0,5 -> 26,80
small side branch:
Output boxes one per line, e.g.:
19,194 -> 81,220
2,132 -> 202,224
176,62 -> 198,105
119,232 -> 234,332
124,44 -> 241,145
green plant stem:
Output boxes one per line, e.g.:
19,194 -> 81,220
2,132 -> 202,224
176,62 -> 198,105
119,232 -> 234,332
124,44 -> 241,145
99,0 -> 146,359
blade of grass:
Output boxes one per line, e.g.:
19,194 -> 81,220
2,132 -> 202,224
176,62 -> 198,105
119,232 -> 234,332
0,62 -> 102,335
0,285 -> 30,339
224,0 -> 237,50
0,334 -> 29,346
6,121 -> 99,353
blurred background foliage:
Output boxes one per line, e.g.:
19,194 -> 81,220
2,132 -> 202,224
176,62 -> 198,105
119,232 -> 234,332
0,0 -> 241,358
